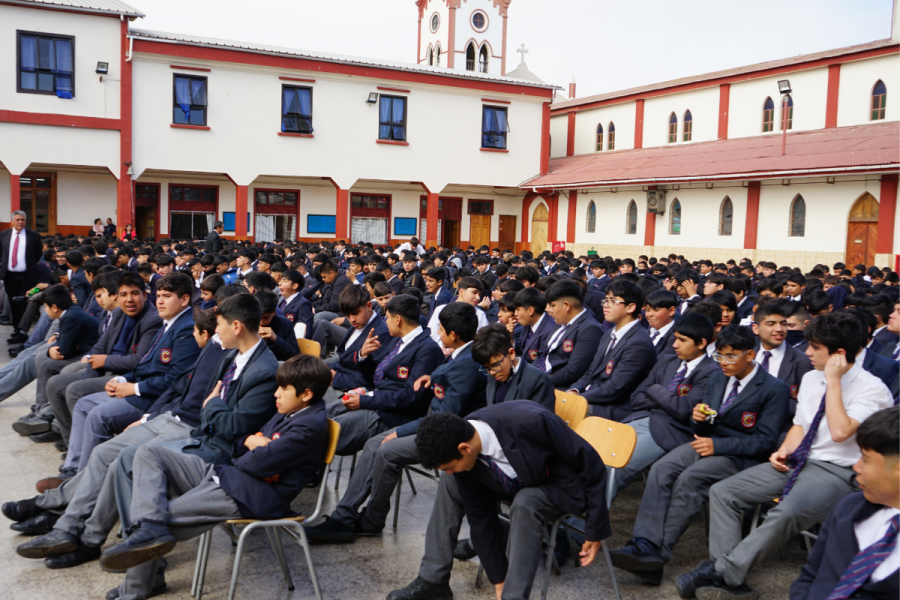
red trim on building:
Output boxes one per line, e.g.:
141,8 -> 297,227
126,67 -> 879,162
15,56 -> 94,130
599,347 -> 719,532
481,98 -> 511,104
277,132 -> 314,138
644,211 -> 656,246
566,112 -> 576,157
279,76 -> 316,83
825,64 -> 841,129
718,83 -> 730,140
540,102 -> 551,175
425,192 -> 439,246
234,185 -> 248,237
566,190 -> 578,243
170,124 -> 210,131
480,148 -> 509,153
0,109 -> 121,130
877,174 -> 898,254
170,65 -> 210,72
118,19 -> 133,229
324,178 -> 349,240
0,1 -> 130,19
447,5 -> 456,69
376,140 -> 409,146
9,174 -> 20,213
547,194 -> 558,243
743,181 -> 761,250
521,193 -> 535,249
634,99 -> 644,149
377,87 -> 411,93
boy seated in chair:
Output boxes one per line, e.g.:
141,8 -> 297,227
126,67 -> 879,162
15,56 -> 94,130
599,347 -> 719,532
98,354 -> 331,600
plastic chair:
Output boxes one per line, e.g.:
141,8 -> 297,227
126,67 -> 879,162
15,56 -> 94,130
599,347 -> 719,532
554,390 -> 589,430
297,338 -> 321,358
191,418 -> 341,600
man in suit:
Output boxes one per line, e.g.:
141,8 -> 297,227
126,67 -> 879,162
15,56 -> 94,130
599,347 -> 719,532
610,325 -> 789,586
387,403 -> 611,600
513,287 -> 558,364
570,280 -> 657,421
617,314 -> 720,502
789,407 -> 898,600
327,295 -> 444,456
204,221 -> 224,255
0,210 -> 43,327
645,289 -> 679,358
312,260 -> 352,323
536,279 -> 603,390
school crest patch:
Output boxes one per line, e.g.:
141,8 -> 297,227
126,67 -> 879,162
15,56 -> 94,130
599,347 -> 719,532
562,340 -> 574,353
790,385 -> 799,399
528,349 -> 538,360
605,360 -> 614,375
286,314 -> 295,322
677,384 -> 692,397
434,385 -> 445,399
397,366 -> 409,379
160,349 -> 171,363
741,412 -> 757,428
272,433 -> 281,440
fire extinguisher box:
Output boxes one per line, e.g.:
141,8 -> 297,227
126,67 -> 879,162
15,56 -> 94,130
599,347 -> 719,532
551,241 -> 566,253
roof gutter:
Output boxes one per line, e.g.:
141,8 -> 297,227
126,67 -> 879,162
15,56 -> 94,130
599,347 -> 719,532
0,0 -> 144,18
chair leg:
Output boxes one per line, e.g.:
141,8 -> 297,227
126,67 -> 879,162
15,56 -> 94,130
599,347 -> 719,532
289,522 -> 324,600
602,542 -> 622,600
750,504 -> 762,532
405,467 -> 417,495
803,533 -> 814,554
266,527 -> 295,592
190,530 -> 208,597
227,524 -> 254,600
196,529 -> 213,600
334,456 -> 343,492
392,476 -> 403,529
349,453 -> 357,478
541,517 -> 565,600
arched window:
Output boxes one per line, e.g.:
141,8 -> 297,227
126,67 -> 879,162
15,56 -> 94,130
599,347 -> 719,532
789,195 -> 805,237
668,113 -> 677,143
435,44 -> 442,67
595,123 -> 603,151
781,95 -> 793,130
586,201 -> 596,233
762,97 -> 775,132
478,45 -> 489,73
627,200 -> 637,235
426,46 -> 434,67
719,197 -> 733,236
872,80 -> 887,120
669,198 -> 681,235
465,43 -> 476,72
683,110 -> 693,141
608,122 -> 616,150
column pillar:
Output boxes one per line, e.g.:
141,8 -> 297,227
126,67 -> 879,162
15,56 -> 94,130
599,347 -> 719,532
118,18 -> 133,229
566,113 -> 576,157
547,194 -> 559,244
426,192 -> 439,247
336,188 -> 349,241
10,174 -> 20,213
634,99 -> 645,149
743,181 -> 761,250
235,185 -> 248,238
717,84 -> 730,140
644,212 -> 656,247
877,174 -> 898,254
825,64 -> 841,129
566,190 -> 578,243
540,102 -> 551,175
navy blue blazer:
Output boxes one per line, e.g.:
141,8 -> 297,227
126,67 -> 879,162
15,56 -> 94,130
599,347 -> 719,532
313,273 -> 352,314
626,354 -> 720,452
394,344 -> 487,438
583,289 -> 606,324
736,297 -> 755,321
356,329 -> 445,429
652,325 -> 678,358
876,339 -> 897,359
282,293 -> 314,338
588,275 -> 610,293
219,401 -> 329,520
790,492 -> 898,600
69,269 -> 92,309
265,314 -> 300,361
455,402 -> 611,585
332,314 -> 392,391
863,348 -> 899,399
82,304 -> 162,378
874,328 -> 899,348
485,359 -> 555,411
516,314 -> 558,364
542,311 -> 603,390
691,368 -> 790,470
572,321 -> 657,421
428,286 -> 453,316
53,305 -> 100,359
387,276 -> 405,295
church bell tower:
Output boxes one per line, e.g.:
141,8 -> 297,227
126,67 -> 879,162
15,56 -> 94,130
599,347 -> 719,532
416,0 -> 511,75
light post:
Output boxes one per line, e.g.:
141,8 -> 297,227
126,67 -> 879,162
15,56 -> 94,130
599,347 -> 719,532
778,79 -> 792,156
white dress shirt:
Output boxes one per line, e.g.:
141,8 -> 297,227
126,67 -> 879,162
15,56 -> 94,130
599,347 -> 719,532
7,228 -> 26,273
230,339 -> 263,382
471,419 -> 518,480
720,364 -> 759,412
855,506 -> 900,582
543,309 -> 586,372
428,302 -> 488,348
680,353 -> 707,379
344,311 -> 378,350
649,320 -> 674,347
529,312 -> 546,336
605,319 -> 640,356
755,341 -> 786,378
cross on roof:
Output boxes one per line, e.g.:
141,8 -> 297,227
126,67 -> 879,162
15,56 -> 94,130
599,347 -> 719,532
516,43 -> 528,65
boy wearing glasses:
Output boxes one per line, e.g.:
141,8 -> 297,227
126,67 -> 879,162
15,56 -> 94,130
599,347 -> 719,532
476,323 -> 555,411
608,325 -> 789,585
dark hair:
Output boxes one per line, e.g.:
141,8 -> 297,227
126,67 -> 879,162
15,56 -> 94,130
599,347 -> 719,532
757,279 -> 784,296
338,284 -> 372,315
856,406 -> 899,457
706,272 -> 731,288
275,354 -> 333,404
787,273 -> 806,286
715,324 -> 757,352
91,270 -> 119,295
804,289 -> 832,315
253,290 -> 279,314
425,267 -> 445,282
193,307 -> 217,336
513,287 -> 546,313
438,301 -> 478,343
281,269 -> 305,291
753,300 -> 786,324
385,294 -> 421,325
515,265 -> 540,286
43,283 -> 74,310
674,268 -> 700,285
215,292 -> 263,331
83,256 -> 108,276
498,292 -> 518,312
497,279 -> 524,295
457,276 -> 484,292
415,412 -> 476,470
216,283 -> 250,304
545,279 -> 583,306
645,289 -> 679,310
674,313 -> 714,348
804,312 -> 862,363
862,294 -> 892,324
472,322 -> 514,364
155,272 -> 194,300
65,250 -> 84,267
606,279 -> 644,313
364,271 -> 386,287
372,281 -> 393,298
689,300 -> 723,326
155,253 -> 175,268
710,290 -> 738,312
244,271 -> 276,292
200,273 -> 226,294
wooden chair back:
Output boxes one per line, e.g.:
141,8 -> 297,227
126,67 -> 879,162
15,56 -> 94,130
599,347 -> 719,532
574,416 -> 637,470
554,390 -> 588,430
297,338 -> 321,358
324,418 -> 340,466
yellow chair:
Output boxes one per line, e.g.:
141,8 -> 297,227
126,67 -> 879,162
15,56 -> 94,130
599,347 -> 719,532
296,338 -> 321,358
554,390 -> 589,430
191,418 -> 340,600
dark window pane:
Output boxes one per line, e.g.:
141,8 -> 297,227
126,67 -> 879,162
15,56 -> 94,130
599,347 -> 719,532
377,199 -> 388,210
173,107 -> 188,124
38,73 -> 54,91
21,72 -> 36,90
270,192 -> 284,205
284,192 -> 297,205
202,188 -> 215,203
38,38 -> 55,70
193,214 -> 210,238
35,177 -> 50,189
188,108 -> 205,126
256,191 -> 267,204
351,196 -> 361,207
20,36 -> 36,70
55,40 -> 72,73
20,177 -> 32,187
171,187 -> 182,201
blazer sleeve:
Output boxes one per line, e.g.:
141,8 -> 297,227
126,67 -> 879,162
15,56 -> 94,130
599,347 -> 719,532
555,324 -> 603,389
72,277 -> 92,308
54,314 -> 81,358
87,312 -> 117,356
104,318 -> 163,374
649,364 -> 715,422
582,341 -> 656,405
132,327 -> 201,399
708,382 -> 789,458
321,278 -> 350,313
395,361 -> 481,438
691,383 -> 719,437
231,418 -> 319,479
629,362 -> 666,412
358,344 -> 444,412
201,369 -> 280,445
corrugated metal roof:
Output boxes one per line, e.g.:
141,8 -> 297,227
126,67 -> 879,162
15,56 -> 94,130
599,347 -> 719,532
553,39 -> 899,112
129,29 -> 559,90
522,122 -> 900,189
5,0 -> 144,17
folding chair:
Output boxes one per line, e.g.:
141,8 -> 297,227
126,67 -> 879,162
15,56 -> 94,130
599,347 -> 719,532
749,502 -> 819,554
191,418 -> 341,600
391,465 -> 440,529
554,390 -> 589,430
297,338 -> 321,358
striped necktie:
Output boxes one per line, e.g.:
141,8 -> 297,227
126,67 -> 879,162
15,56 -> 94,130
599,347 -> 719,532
893,343 -> 900,361
780,393 -> 828,501
140,327 -> 166,363
720,380 -> 741,413
760,351 -> 772,373
373,340 -> 404,383
535,324 -> 568,373
480,454 -> 522,495
668,363 -> 688,393
650,330 -> 660,343
826,515 -> 898,600
219,361 -> 237,402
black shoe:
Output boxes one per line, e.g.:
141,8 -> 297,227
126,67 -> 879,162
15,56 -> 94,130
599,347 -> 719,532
16,529 -> 78,558
12,417 -> 51,436
45,541 -> 102,569
99,521 -> 176,572
386,577 -> 453,600
676,560 -> 720,599
54,439 -> 67,452
2,497 -> 45,522
637,567 -> 664,586
696,584 -> 760,600
7,331 -> 27,344
453,538 -> 477,560
16,409 -> 38,422
609,538 -> 666,572
9,345 -> 25,358
29,429 -> 62,443
304,517 -> 357,543
10,512 -> 60,535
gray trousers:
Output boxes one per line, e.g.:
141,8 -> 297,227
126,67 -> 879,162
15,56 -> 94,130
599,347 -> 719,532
0,341 -> 45,404
610,417 -> 666,502
45,362 -> 111,443
34,348 -> 81,409
313,310 -> 340,323
64,392 -> 143,471
326,400 -> 389,456
331,428 -> 421,533
311,319 -> 349,358
40,413 -> 193,547
632,442 -> 740,562
710,459 -> 855,587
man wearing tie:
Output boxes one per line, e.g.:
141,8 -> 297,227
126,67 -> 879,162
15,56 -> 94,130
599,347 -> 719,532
0,211 -> 44,328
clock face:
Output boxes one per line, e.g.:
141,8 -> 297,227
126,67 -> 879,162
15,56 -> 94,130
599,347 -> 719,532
431,13 -> 439,32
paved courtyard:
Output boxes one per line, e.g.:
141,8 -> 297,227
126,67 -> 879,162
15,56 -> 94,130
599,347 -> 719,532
0,337 -> 810,600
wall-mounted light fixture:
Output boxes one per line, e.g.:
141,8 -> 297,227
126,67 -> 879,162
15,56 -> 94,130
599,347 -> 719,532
366,92 -> 379,104
96,62 -> 109,75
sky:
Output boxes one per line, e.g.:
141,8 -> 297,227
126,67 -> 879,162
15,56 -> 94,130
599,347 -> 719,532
133,0 -> 895,98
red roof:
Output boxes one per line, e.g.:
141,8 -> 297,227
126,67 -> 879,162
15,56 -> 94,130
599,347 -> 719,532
522,123 -> 900,189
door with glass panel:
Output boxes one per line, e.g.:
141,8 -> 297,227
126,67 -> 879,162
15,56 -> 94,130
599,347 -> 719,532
19,172 -> 56,234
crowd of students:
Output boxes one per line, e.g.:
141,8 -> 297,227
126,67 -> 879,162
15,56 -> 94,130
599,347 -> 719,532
0,231 -> 897,600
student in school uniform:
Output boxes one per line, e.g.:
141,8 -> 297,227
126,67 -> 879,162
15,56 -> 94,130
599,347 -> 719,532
512,287 -> 558,364
534,279 -> 603,390
305,302 -> 486,543
788,407 -> 898,600
588,260 -> 611,293
379,261 -> 405,295
678,313 -> 894,600
329,295 -> 391,393
399,252 -> 426,293
645,289 -> 679,358
254,291 -> 300,362
424,267 -> 453,315
427,277 -> 490,351
864,294 -> 898,348
277,270 -> 314,338
847,308 -> 900,400
569,279 -> 657,421
674,269 -> 701,315
478,323 -> 555,411
311,260 -> 352,322
609,325 -> 789,587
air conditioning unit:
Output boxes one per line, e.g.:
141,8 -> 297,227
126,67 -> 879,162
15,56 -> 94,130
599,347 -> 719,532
647,190 -> 667,214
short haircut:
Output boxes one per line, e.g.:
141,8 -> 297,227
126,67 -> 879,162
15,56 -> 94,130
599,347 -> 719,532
385,294 -> 421,325
710,290 -> 738,312
856,406 -> 899,457
645,289 -> 679,310
425,267 -> 445,282
689,300 -> 723,325
606,279 -> 645,310
244,271 -> 276,292
193,307 -> 217,336
253,290 -> 279,314
200,273 -> 226,294
438,301 -> 478,343
862,294 -> 892,324
42,284 -> 73,310
372,281 -> 393,297
156,272 -> 194,299
364,271 -> 386,287
338,284 -> 372,315
66,250 -> 84,267
674,268 -> 700,285
804,289 -> 832,315
215,292 -> 262,331
84,256 -> 109,276
787,273 -> 806,285
715,324 -> 756,352
155,254 -> 175,267
281,269 -> 305,290
319,260 -> 338,275
457,276 -> 484,292
806,311 -> 863,362
515,265 -> 540,286
498,292 -> 518,312
545,279 -> 583,307
259,253 -> 279,266
472,322 -> 514,364
783,300 -> 811,323
415,412 -> 476,470
216,283 -> 250,303
674,313 -> 714,347
275,354 -> 332,404
753,300 -> 786,323
706,272 -> 731,288
92,270 -> 120,295
513,287 -> 546,313
757,279 -> 784,296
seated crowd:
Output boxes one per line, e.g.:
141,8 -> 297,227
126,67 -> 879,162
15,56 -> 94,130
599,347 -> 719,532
0,231 -> 897,600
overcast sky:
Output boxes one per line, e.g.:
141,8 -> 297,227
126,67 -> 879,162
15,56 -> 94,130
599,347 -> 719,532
134,0 -> 895,97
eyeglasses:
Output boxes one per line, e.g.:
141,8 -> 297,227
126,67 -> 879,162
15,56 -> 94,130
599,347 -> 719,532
479,354 -> 509,374
712,351 -> 750,364
601,299 -> 627,307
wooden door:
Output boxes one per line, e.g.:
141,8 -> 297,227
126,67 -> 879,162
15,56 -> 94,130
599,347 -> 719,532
19,172 -> 57,234
444,220 -> 460,248
498,215 -> 516,252
846,193 -> 879,266
470,215 -> 491,249
531,203 -> 549,253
